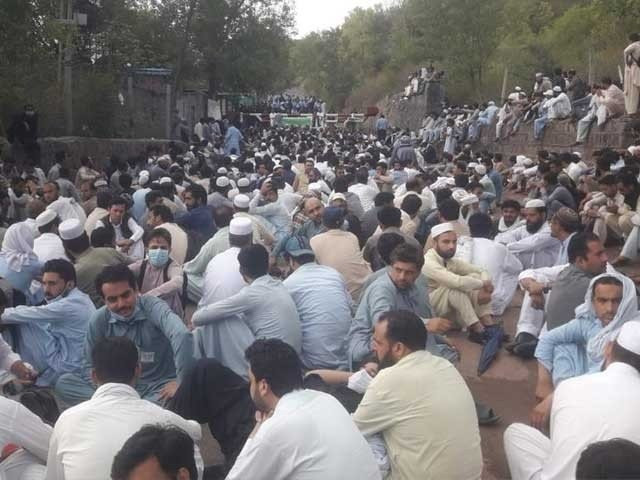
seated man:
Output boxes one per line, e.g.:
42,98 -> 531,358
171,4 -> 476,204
55,264 -> 194,406
33,209 -> 68,262
505,321 -> 640,480
363,206 -> 421,271
282,235 -> 351,371
95,196 -> 145,262
353,310 -> 483,480
532,273 -> 638,425
1,259 -> 95,386
112,425 -> 198,480
576,438 -> 640,479
509,233 -> 608,358
191,244 -> 302,380
581,174 -> 626,245
495,199 -> 560,270
129,228 -> 185,318
47,337 -> 202,479
175,184 -> 216,241
424,223 -> 495,343
349,243 -> 456,370
226,339 -> 381,479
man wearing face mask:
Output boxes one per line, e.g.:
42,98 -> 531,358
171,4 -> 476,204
0,259 -> 95,386
55,264 -> 193,406
495,199 -> 561,270
129,228 -> 185,318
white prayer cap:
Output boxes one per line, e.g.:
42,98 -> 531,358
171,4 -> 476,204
159,177 -> 173,185
229,154 -> 239,161
462,194 -> 479,206
515,86 -> 522,92
431,222 -> 455,239
475,164 -> 486,175
237,178 -> 250,188
94,179 -> 108,188
35,209 -> 58,228
523,157 -> 534,167
616,321 -> 640,354
138,170 -> 150,186
553,86 -> 562,93
330,193 -> 346,202
308,182 -> 322,192
59,218 -> 84,240
543,90 -> 553,97
628,146 -> 640,156
488,101 -> 495,106
379,154 -> 387,163
216,176 -> 230,188
217,167 -> 228,175
157,154 -> 171,165
229,217 -> 252,236
233,194 -> 250,209
572,151 -> 582,159
227,188 -> 239,201
525,199 -> 546,209
535,72 -> 543,77
468,162 -> 478,169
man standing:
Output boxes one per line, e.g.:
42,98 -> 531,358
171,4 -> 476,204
353,310 -> 482,480
226,338 -> 381,480
55,264 -> 194,406
47,337 -> 202,480
1,259 -> 95,386
424,223 -> 495,343
191,245 -> 301,379
624,33 -> 640,114
496,199 -> 560,270
375,114 -> 389,141
505,320 -> 640,480
282,235 -> 351,371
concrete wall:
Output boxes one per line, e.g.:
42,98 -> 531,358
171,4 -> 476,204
379,90 -> 636,159
1,137 -> 186,172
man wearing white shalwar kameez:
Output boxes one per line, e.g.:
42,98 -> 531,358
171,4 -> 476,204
495,200 -> 560,270
504,320 -> 640,480
624,34 -> 640,114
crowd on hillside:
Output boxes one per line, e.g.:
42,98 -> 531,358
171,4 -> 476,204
0,34 -> 639,480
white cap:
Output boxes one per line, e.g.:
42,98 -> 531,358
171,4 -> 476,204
233,194 -> 250,209
616,321 -> 640,354
159,177 -> 173,185
475,164 -> 486,175
216,177 -> 230,188
217,167 -> 228,175
139,170 -> 150,186
515,86 -> 522,92
227,188 -> 239,201
523,157 -> 534,167
572,151 -> 582,159
460,193 -> 479,206
553,86 -> 562,93
36,209 -> 58,228
308,182 -> 322,192
94,179 -> 108,188
330,193 -> 346,202
525,199 -> 546,209
229,217 -> 252,236
468,162 -> 478,169
237,178 -> 250,188
543,89 -> 553,96
628,146 -> 640,156
431,222 -> 455,239
58,218 -> 84,240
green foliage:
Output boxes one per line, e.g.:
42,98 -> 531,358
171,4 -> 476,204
291,0 -> 640,110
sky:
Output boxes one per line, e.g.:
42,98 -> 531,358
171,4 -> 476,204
293,0 -> 393,38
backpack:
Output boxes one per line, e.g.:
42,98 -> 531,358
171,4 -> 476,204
138,258 -> 188,309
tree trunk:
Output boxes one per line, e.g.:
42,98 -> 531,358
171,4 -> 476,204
172,0 -> 198,116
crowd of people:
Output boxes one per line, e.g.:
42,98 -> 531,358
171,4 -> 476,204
0,34 -> 640,480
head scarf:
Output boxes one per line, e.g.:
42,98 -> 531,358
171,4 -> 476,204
577,272 -> 640,363
0,223 -> 38,272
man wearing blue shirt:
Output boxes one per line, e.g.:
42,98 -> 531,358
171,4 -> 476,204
176,184 -> 216,240
55,264 -> 194,406
1,259 -> 96,386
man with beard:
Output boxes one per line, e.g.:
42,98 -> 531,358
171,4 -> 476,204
495,199 -> 560,270
424,223 -> 496,343
494,199 -> 525,235
352,310 -> 482,480
226,339 -> 381,480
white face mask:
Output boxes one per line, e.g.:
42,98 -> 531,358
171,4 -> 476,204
45,283 -> 72,304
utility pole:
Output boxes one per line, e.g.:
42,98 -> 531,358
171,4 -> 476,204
500,66 -> 509,104
57,0 -> 64,85
64,0 -> 73,136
